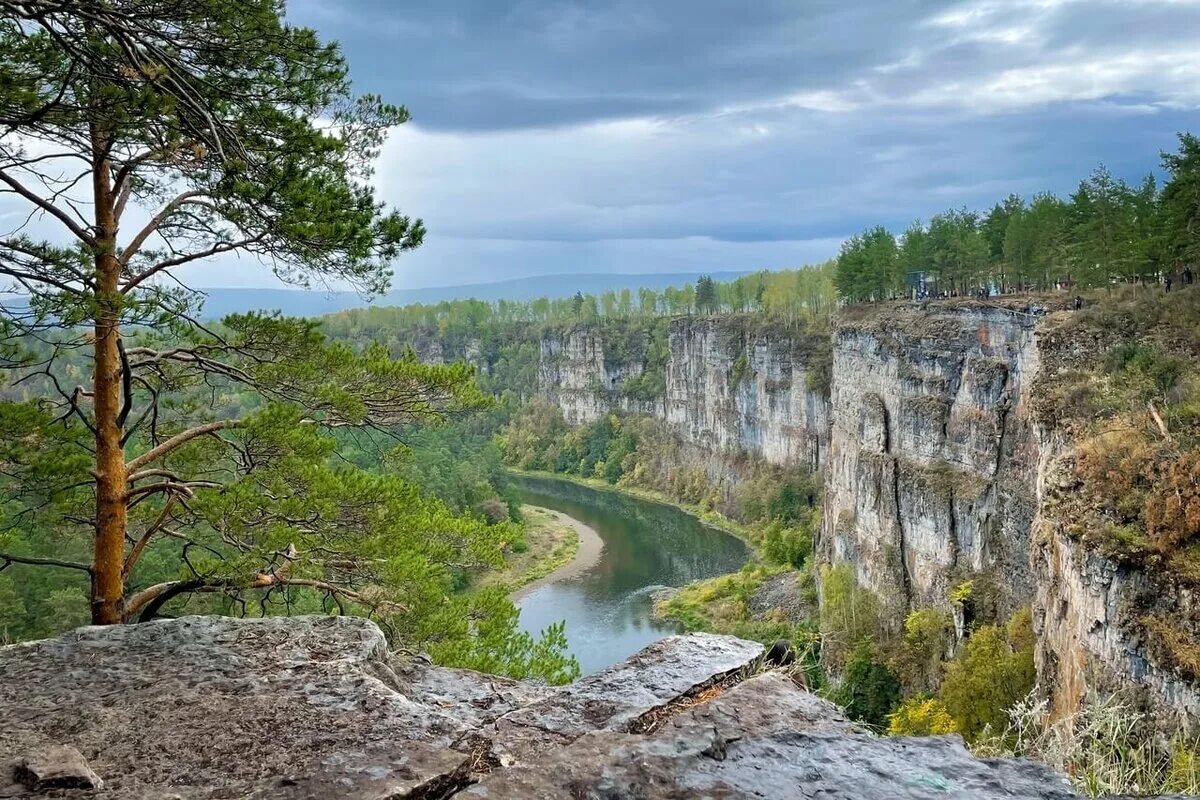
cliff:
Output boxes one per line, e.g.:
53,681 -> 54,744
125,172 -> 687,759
0,616 -> 1083,798
821,303 -> 1046,628
521,295 -> 1200,730
538,316 -> 830,471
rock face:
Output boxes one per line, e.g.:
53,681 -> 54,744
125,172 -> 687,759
538,317 -> 829,470
399,300 -> 1200,729
0,616 -> 1083,799
537,326 -> 660,424
1030,442 -> 1200,732
664,318 -> 828,470
821,304 -> 1046,625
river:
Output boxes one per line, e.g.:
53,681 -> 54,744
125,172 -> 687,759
514,474 -> 749,675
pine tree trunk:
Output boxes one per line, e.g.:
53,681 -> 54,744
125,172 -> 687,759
90,129 -> 127,625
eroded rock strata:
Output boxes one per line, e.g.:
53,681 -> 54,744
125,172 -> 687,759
0,616 -> 1082,799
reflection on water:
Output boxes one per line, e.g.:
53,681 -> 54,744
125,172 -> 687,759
515,475 -> 749,676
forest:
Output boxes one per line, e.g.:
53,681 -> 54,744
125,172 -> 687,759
0,0 -> 576,683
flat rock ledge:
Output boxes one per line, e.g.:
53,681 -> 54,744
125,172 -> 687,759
0,616 -> 1082,799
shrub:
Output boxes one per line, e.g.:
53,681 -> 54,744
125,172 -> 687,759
729,352 -> 750,386
819,563 -> 881,671
940,608 -> 1036,743
891,608 -> 954,693
831,641 -> 902,730
1145,449 -> 1200,551
991,691 -> 1200,798
1076,428 -> 1158,522
763,522 -> 812,569
888,696 -> 958,736
1106,343 -> 1185,403
767,474 -> 820,524
1140,614 -> 1200,682
478,497 -> 510,525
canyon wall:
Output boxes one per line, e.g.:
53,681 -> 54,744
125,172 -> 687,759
820,305 -> 1045,626
537,326 -> 661,423
536,317 -> 829,471
523,302 -> 1199,727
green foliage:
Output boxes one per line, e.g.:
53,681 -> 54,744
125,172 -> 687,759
1105,343 -> 1184,404
656,564 -> 818,651
831,641 -> 902,730
834,133 -> 1200,301
836,226 -> 901,302
423,588 -> 580,684
940,608 -> 1037,743
695,275 -> 718,314
891,608 -> 954,693
762,522 -> 812,569
766,475 -> 820,525
729,352 -> 750,387
389,422 -> 516,520
1161,133 -> 1200,268
818,563 -> 880,671
888,696 -> 958,736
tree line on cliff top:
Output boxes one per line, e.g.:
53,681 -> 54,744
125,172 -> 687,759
327,134 -> 1200,343
835,137 -> 1200,302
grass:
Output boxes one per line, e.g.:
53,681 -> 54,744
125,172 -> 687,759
474,504 -> 580,594
976,691 -> 1200,798
653,564 -> 817,646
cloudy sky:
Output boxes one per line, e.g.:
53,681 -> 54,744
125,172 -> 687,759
290,0 -> 1200,290
12,1 -> 1199,290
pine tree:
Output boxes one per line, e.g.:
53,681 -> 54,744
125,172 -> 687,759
1161,133 -> 1200,271
0,1 -> 542,655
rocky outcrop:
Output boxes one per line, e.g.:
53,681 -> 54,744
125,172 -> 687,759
820,303 -> 1046,626
0,615 -> 1084,799
664,318 -> 828,470
538,317 -> 829,470
1029,428 -> 1200,733
537,326 -> 659,423
1033,512 -> 1200,732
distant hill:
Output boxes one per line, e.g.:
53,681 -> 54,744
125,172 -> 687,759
193,271 -> 751,319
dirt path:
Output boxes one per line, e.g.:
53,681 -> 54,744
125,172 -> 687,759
511,507 -> 604,601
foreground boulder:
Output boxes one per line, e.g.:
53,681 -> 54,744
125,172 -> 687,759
0,616 -> 1080,798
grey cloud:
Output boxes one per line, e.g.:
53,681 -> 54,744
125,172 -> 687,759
291,0 -> 1200,132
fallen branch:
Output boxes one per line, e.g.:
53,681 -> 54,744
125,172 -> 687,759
1148,402 -> 1172,442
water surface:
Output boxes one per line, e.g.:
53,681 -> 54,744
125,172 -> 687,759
515,474 -> 748,675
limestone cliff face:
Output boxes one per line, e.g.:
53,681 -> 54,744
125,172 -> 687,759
1028,318 -> 1200,730
820,305 -> 1045,625
537,318 -> 829,470
663,318 -> 828,470
1033,486 -> 1200,730
405,302 -> 1198,727
816,302 -> 1200,727
537,326 -> 660,424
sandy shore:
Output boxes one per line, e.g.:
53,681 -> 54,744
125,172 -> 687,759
511,507 -> 605,601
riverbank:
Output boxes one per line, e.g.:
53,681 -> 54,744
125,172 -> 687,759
476,505 -> 595,595
652,564 -> 818,647
505,469 -> 758,547
511,510 -> 604,600
508,470 -> 821,651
